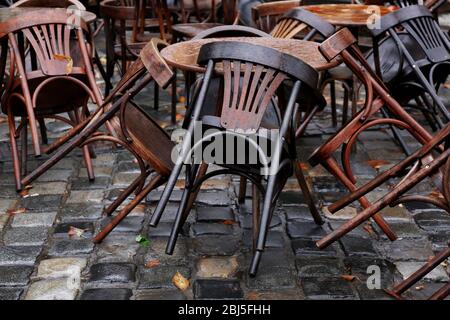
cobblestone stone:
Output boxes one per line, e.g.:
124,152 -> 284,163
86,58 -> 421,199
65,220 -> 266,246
0,246 -> 42,266
0,287 -> 24,300
4,226 -> 49,246
25,278 -> 78,300
0,266 -> 34,286
194,279 -> 243,299
138,265 -> 191,289
37,258 -> 87,279
80,288 -> 133,300
48,239 -> 95,257
196,256 -> 238,278
11,212 -> 57,228
89,263 -> 136,284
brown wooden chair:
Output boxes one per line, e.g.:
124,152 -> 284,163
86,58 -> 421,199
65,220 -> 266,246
12,0 -> 112,95
0,10 -> 104,191
251,0 -> 301,33
308,28 -> 440,242
168,0 -> 240,42
150,41 -> 326,276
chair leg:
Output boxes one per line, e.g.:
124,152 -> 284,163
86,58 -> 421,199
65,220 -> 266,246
38,118 -> 48,145
20,118 -> 28,178
165,162 -> 208,255
93,174 -> 165,243
342,82 -> 350,125
252,182 -> 261,252
294,161 -> 323,225
72,111 -> 95,181
103,171 -> 151,216
9,113 -> 22,191
238,177 -> 247,204
154,82 -> 159,111
249,172 -> 281,276
330,80 -> 337,127
322,157 -> 397,241
94,48 -> 112,93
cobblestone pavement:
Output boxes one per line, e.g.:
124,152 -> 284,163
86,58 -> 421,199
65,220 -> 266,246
0,46 -> 449,300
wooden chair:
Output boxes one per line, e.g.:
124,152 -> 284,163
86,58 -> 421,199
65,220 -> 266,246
386,242 -> 450,300
251,0 -> 301,33
308,28 -> 440,242
0,10 -> 104,191
370,5 -> 450,129
12,0 -> 112,93
149,41 -> 326,276
170,0 -> 240,42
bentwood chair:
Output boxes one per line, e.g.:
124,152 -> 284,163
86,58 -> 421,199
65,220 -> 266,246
150,41 -> 326,276
308,28 -> 438,242
0,10 -> 104,191
168,0 -> 240,42
370,5 -> 450,128
251,0 -> 301,33
12,0 -> 112,94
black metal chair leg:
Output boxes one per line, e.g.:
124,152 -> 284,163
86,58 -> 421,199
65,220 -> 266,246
38,118 -> 48,145
238,176 -> 247,203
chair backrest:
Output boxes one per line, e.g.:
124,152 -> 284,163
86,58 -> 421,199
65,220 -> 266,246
100,0 -> 138,43
196,41 -> 323,131
11,0 -> 86,9
251,0 -> 301,33
5,10 -> 93,77
270,8 -> 335,40
105,38 -> 175,175
193,25 -> 271,39
372,5 -> 450,65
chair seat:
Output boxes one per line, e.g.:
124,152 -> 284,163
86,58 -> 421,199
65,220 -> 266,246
123,102 -> 175,176
172,23 -> 224,39
327,64 -> 353,81
2,72 -> 90,117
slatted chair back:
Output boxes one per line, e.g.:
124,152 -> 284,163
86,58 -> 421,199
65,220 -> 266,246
197,41 -> 324,131
251,0 -> 301,33
271,8 -> 335,40
371,5 -> 450,120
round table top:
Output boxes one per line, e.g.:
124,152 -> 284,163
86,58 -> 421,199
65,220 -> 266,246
160,37 -> 340,73
303,4 -> 393,27
0,7 -> 97,37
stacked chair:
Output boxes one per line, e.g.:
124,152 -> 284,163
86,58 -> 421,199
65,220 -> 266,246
149,40 -> 327,276
0,10 -> 105,190
311,26 -> 449,299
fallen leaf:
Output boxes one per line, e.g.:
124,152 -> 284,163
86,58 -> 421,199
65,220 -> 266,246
53,54 -> 73,74
367,159 -> 390,169
297,162 -> 309,171
172,271 -> 189,291
6,208 -> 26,216
341,275 -> 357,282
68,226 -> 85,238
145,259 -> 161,269
415,285 -> 425,291
429,189 -> 444,199
178,96 -> 186,103
222,220 -> 236,225
246,292 -> 261,300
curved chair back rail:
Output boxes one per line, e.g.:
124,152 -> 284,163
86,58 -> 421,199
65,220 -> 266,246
193,25 -> 271,39
251,0 -> 301,33
11,0 -> 86,8
271,7 -> 335,39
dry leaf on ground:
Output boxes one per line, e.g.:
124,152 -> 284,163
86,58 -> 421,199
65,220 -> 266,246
145,259 -> 161,269
172,271 -> 189,291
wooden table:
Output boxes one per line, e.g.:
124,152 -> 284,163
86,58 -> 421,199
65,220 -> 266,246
0,7 -> 97,38
303,4 -> 393,28
161,37 -> 340,73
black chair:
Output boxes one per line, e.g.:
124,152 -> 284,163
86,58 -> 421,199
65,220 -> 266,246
150,41 -> 326,276
370,5 -> 450,129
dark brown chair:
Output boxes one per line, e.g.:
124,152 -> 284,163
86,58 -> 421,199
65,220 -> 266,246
150,41 -> 326,276
369,5 -> 450,129
308,28 -> 438,242
170,0 -> 240,42
0,10 -> 104,191
386,242 -> 450,300
251,0 -> 301,33
12,0 -> 112,96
